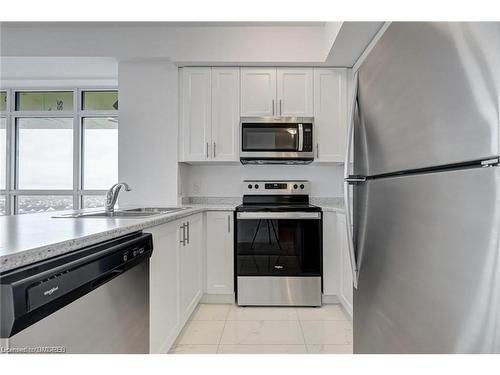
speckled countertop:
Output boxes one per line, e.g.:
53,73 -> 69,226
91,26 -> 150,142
0,204 -> 236,273
0,197 -> 344,273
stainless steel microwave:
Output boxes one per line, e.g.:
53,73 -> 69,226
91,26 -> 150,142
240,117 -> 314,164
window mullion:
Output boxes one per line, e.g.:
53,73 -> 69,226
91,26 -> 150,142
73,88 -> 80,210
5,88 -> 13,214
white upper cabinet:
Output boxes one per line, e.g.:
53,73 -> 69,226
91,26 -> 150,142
211,68 -> 240,161
313,68 -> 348,163
180,66 -> 347,164
241,68 -> 313,117
277,68 -> 313,117
180,67 -> 212,161
240,68 -> 277,116
205,211 -> 234,295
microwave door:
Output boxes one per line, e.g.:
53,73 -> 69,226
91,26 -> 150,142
241,123 -> 299,152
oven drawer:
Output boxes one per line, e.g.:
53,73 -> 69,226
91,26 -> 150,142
237,276 -> 321,306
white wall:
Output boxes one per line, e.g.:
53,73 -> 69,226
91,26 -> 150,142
0,57 -> 117,87
181,164 -> 344,198
118,60 -> 179,206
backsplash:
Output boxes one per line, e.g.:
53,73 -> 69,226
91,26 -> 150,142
179,164 -> 345,198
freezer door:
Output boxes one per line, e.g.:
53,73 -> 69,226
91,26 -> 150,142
355,22 -> 500,176
353,166 -> 500,353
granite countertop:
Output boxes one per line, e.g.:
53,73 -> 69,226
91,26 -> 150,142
0,196 -> 344,273
310,198 -> 345,213
0,203 -> 236,273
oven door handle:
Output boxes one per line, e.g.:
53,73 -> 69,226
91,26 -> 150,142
237,212 -> 321,220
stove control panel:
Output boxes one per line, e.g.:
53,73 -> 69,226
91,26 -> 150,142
243,180 -> 310,195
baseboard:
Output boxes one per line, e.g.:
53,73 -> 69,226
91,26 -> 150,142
156,325 -> 181,354
322,294 -> 340,304
201,293 -> 235,304
338,294 -> 353,321
160,292 -> 203,354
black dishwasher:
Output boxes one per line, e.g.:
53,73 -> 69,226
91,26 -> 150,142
0,231 -> 153,354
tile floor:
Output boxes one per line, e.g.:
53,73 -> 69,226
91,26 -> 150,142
169,304 -> 353,354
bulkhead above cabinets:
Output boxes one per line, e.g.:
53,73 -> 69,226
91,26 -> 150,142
178,66 -> 348,164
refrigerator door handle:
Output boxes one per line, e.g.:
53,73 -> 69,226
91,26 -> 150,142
344,181 -> 359,289
344,71 -> 360,289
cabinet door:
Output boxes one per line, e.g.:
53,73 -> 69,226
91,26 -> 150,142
180,214 -> 203,319
322,211 -> 340,296
206,211 -> 234,294
277,68 -> 313,116
240,68 -> 277,116
211,68 -> 240,161
148,221 -> 181,353
338,213 -> 353,315
180,67 -> 212,161
313,68 -> 347,163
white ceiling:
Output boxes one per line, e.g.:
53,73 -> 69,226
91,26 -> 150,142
0,22 -> 383,69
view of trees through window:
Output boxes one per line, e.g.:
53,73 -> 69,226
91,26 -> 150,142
0,89 -> 118,215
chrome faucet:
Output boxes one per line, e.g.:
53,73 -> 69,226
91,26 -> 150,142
105,182 -> 132,212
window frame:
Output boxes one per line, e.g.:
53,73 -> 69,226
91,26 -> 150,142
1,87 -> 118,215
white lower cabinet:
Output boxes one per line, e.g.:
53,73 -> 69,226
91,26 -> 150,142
148,220 -> 181,354
179,213 -> 203,319
148,213 -> 203,353
322,210 -> 353,318
205,211 -> 234,295
322,212 -> 339,296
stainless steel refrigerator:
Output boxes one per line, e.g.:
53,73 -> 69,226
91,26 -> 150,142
344,22 -> 500,354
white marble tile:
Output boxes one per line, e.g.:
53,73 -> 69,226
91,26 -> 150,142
176,320 -> 225,345
191,304 -> 231,321
226,306 -> 298,321
169,344 -> 218,354
307,344 -> 353,354
220,320 -> 304,345
296,305 -> 348,321
300,321 -> 353,345
218,345 -> 308,354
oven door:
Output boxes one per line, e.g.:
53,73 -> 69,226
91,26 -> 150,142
236,211 -> 322,277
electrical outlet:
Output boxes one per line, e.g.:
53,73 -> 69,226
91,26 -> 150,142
192,183 -> 201,195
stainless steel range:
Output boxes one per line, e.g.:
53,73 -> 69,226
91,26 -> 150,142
235,180 -> 322,306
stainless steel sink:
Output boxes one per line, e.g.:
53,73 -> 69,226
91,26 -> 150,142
53,207 -> 190,218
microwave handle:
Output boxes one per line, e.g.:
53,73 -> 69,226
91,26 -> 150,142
298,123 -> 303,151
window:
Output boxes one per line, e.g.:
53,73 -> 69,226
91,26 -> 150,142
16,91 -> 74,111
0,117 -> 6,190
82,117 -> 118,189
1,95 -> 6,214
17,195 -> 73,215
0,92 -> 6,111
82,91 -> 118,111
0,89 -> 118,215
82,195 -> 106,209
17,118 -> 73,189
